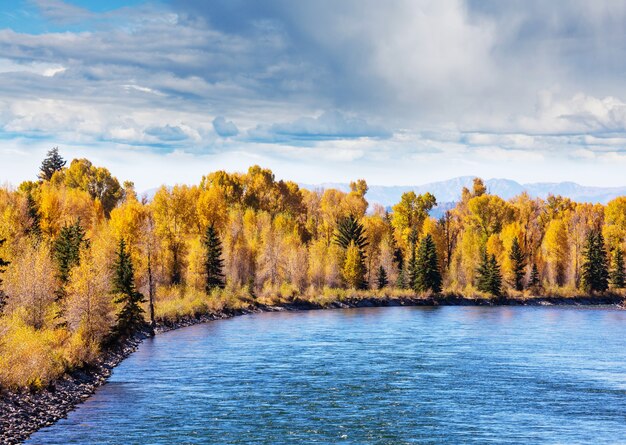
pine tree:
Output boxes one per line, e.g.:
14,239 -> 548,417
25,191 -> 42,239
610,246 -> 625,289
476,251 -> 502,297
376,265 -> 388,290
414,234 -> 442,293
0,238 -> 8,285
334,215 -> 368,250
38,147 -> 66,181
489,254 -> 503,297
407,237 -> 419,291
52,220 -> 89,297
393,245 -> 404,286
343,240 -> 367,289
581,229 -> 609,293
203,225 -> 225,291
112,239 -> 145,335
529,262 -> 540,289
335,215 -> 368,289
509,237 -> 526,291
0,238 -> 9,309
396,266 -> 407,289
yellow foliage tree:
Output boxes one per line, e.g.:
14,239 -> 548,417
3,241 -> 57,329
65,249 -> 113,344
542,218 -> 570,286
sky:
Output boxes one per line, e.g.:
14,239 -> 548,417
1,0 -> 626,190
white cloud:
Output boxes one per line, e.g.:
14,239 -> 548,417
0,58 -> 66,77
0,1 -> 626,187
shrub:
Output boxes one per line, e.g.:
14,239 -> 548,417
0,312 -> 68,389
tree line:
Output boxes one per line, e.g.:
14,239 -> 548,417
0,148 -> 624,387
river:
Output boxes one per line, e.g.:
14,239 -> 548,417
27,306 -> 626,444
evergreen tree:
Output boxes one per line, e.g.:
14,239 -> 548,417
335,215 -> 368,289
581,229 -> 609,293
25,191 -> 42,239
52,220 -> 89,297
610,246 -> 625,289
476,251 -> 502,297
112,239 -> 145,334
529,262 -> 540,289
376,265 -> 388,290
343,240 -> 367,289
509,237 -> 526,291
38,147 -> 66,181
407,236 -> 419,291
414,234 -> 443,293
0,238 -> 8,285
202,225 -> 225,291
334,215 -> 368,251
0,238 -> 9,309
396,265 -> 407,289
390,237 -> 405,288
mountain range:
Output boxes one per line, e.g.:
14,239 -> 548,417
300,176 -> 626,208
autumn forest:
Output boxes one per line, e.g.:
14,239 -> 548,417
1,148 -> 625,389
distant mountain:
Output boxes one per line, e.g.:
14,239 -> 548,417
300,177 -> 626,208
141,177 -> 626,212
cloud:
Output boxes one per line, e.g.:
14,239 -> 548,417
519,92 -> 626,135
212,116 -> 239,137
145,124 -> 190,142
2,1 -> 626,187
247,111 -> 392,143
29,0 -> 93,25
0,58 -> 65,77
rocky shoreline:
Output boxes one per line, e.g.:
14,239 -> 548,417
1,294 -> 624,444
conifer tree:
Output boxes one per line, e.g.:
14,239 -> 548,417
581,229 -> 609,293
407,237 -> 419,291
25,191 -> 42,239
610,246 -> 625,289
414,234 -> 442,293
38,147 -> 66,181
112,239 -> 145,335
396,266 -> 407,289
0,238 -> 9,309
203,225 -> 225,291
0,238 -> 8,285
52,220 -> 89,297
334,214 -> 369,251
343,240 -> 367,289
529,262 -> 540,289
476,251 -> 502,297
335,215 -> 368,289
376,265 -> 388,290
509,237 -> 526,291
393,245 -> 406,288
489,254 -> 503,297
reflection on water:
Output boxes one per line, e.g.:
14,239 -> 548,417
27,306 -> 626,445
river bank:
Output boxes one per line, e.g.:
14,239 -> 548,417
2,293 -> 624,444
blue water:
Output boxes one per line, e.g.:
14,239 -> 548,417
27,306 -> 626,444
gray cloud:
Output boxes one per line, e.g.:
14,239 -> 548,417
2,0 -> 626,187
145,124 -> 189,142
247,111 -> 392,143
212,116 -> 239,137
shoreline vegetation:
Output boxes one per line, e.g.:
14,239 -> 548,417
1,294 -> 624,444
1,148 -> 626,442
